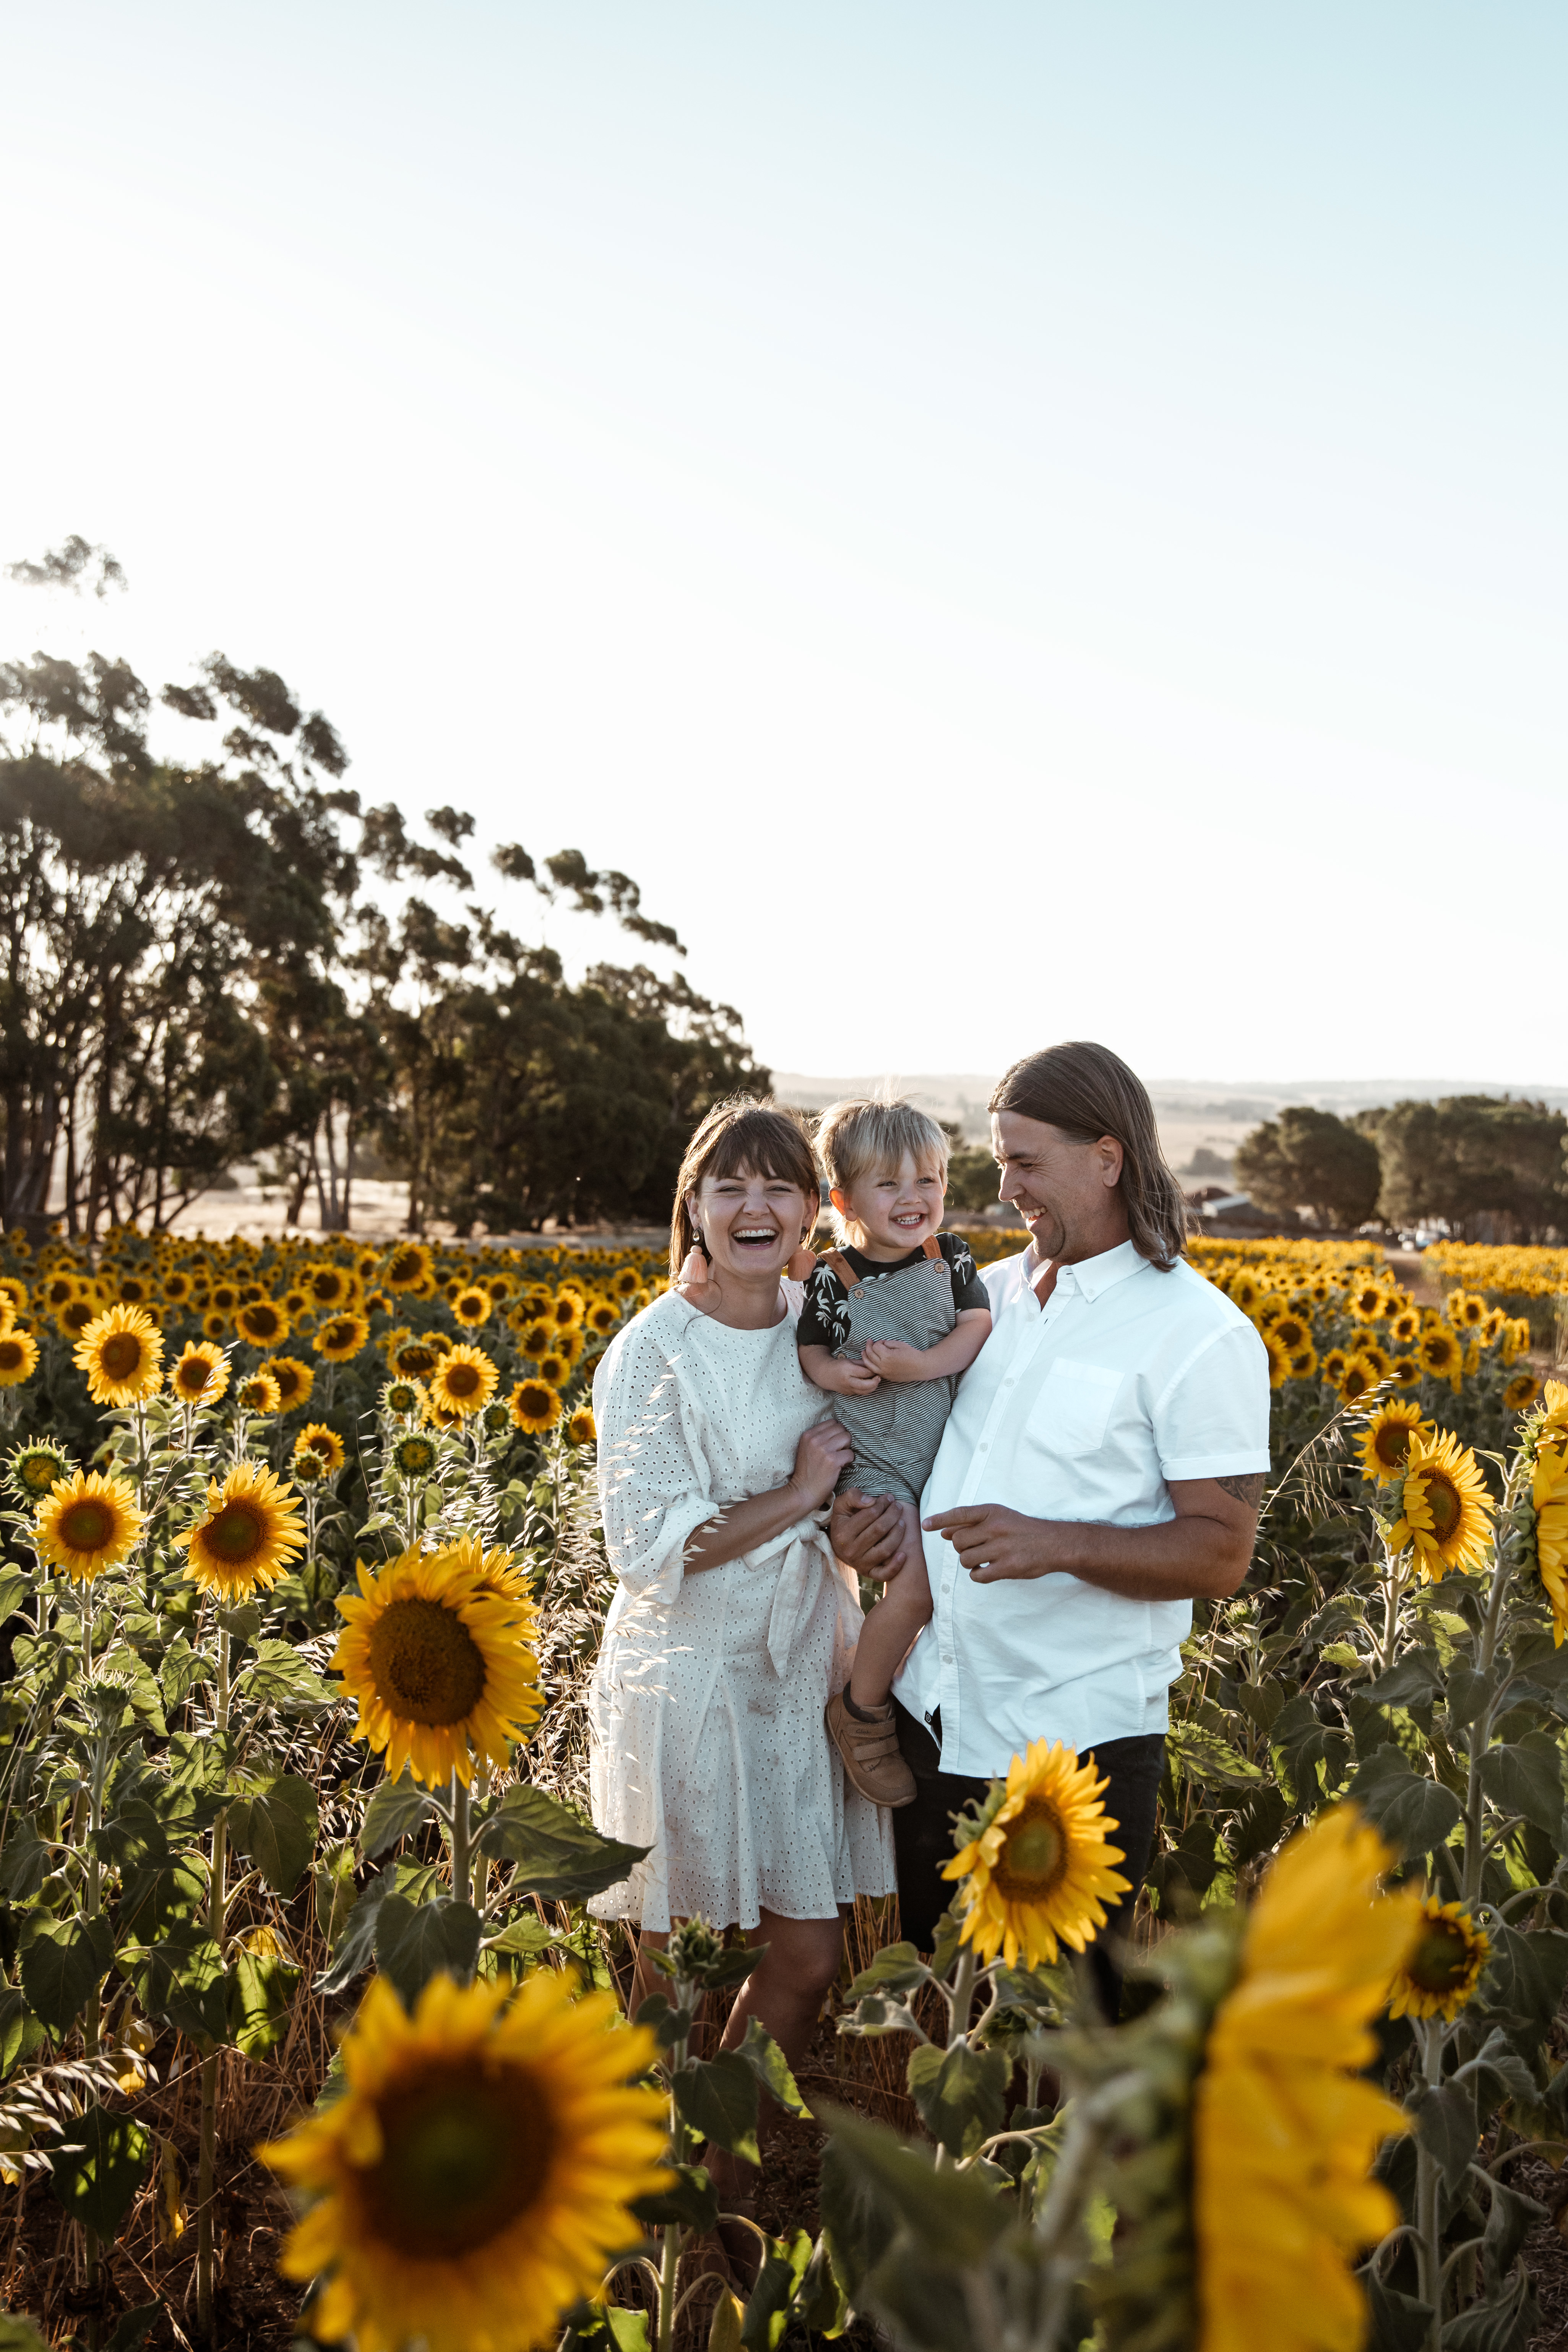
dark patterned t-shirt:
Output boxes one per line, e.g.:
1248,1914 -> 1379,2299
796,1233 -> 990,1354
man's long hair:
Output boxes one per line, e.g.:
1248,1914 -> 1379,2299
989,1042 -> 1189,1271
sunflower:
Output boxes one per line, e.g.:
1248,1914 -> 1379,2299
169,1341 -> 230,1407
209,1281 -> 242,1316
1260,1331 -> 1289,1391
1531,1444 -> 1568,1644
236,1372 -> 282,1416
163,1269 -> 193,1306
1447,1289 -> 1488,1329
1270,1313 -> 1310,1354
942,1738 -> 1130,1968
1390,1307 -> 1422,1347
0,1276 -> 26,1314
315,1313 -> 370,1362
1416,1325 -> 1463,1390
258,1970 -> 668,2352
554,1325 -> 587,1367
391,1430 -> 440,1482
331,1536 -> 543,1785
383,1379 -> 425,1419
1505,1372 -> 1543,1413
451,1286 -> 492,1329
1320,1348 -> 1349,1389
236,1298 -> 291,1347
37,1272 -> 79,1312
1286,1340 -> 1318,1383
584,1300 -> 620,1339
115,1272 -> 155,1306
258,1354 -> 314,1413
391,1338 -> 445,1380
515,1320 -> 554,1363
1357,1341 -> 1393,1380
74,1303 -> 164,1406
383,1241 -> 435,1295
1338,1352 -> 1380,1405
35,1470 -> 147,1583
1540,1378 -> 1568,1450
612,1265 -> 641,1299
567,1407 -> 597,1445
1348,1280 -> 1387,1323
1356,1399 -> 1430,1484
295,1422 -> 347,1476
535,1350 -> 571,1391
428,1346 -> 499,1420
8,1440 -> 68,1501
548,1292 -> 584,1332
179,1461 -> 307,1601
1193,1807 -> 1419,2352
1390,1354 -> 1422,1388
0,1329 -> 39,1387
509,1378 -> 563,1435
304,1262 -> 356,1310
1387,1896 -> 1490,2022
1388,1428 -> 1494,1579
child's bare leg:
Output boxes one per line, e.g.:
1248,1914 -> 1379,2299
848,1504 -> 932,1709
826,1497 -> 928,1808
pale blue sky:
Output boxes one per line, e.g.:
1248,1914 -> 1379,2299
2,5 -> 1563,1083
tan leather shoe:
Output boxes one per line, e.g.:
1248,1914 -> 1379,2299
825,1691 -> 917,1808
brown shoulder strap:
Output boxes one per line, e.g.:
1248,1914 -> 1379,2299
921,1235 -> 943,1261
824,1249 -> 859,1290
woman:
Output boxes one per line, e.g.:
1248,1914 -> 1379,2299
588,1099 -> 896,2210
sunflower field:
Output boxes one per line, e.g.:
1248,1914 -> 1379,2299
3,1224 -> 1568,2350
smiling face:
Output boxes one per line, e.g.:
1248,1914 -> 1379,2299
831,1151 -> 946,1261
991,1110 -> 1129,1266
690,1165 -> 813,1283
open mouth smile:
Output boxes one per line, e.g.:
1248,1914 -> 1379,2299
732,1226 -> 779,1247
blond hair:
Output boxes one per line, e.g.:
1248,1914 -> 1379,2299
813,1098 -> 950,1245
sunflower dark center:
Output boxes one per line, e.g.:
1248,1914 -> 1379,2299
368,1597 -> 487,1725
206,1502 -> 265,1563
0,1341 -> 26,1372
444,1363 -> 482,1399
517,1385 -> 552,1417
992,1799 -> 1066,1901
1407,1922 -> 1471,1993
1425,1475 -> 1461,1537
177,1360 -> 214,1395
20,1458 -> 57,1493
60,1500 -> 115,1551
1374,1423 -> 1414,1468
358,2059 -> 555,2258
398,1347 -> 438,1377
101,1335 -> 143,1381
247,1307 -> 281,1336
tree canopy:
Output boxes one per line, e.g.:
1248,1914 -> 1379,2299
0,540 -> 765,1235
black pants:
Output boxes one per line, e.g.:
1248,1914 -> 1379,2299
890,1703 -> 1165,2021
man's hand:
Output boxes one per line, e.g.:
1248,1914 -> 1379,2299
923,1505 -> 1055,1582
831,1487 -> 910,1579
859,1338 -> 928,1383
922,1477 -> 1261,1600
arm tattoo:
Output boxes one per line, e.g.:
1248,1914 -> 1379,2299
1214,1472 -> 1266,1507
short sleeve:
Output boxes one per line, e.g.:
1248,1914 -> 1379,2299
592,1309 -> 716,1603
797,1264 -> 851,1353
940,1234 -> 992,1315
1152,1318 -> 1273,1482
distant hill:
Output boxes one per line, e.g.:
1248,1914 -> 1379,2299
768,1074 -> 1568,1173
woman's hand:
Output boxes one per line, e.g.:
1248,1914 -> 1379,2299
786,1419 -> 857,1510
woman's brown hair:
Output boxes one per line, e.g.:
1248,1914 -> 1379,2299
989,1042 -> 1189,1271
669,1099 -> 820,1280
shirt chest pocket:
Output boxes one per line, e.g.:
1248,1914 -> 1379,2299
1029,1357 -> 1123,1455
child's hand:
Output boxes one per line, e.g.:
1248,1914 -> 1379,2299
800,1347 -> 881,1396
859,1339 -> 927,1383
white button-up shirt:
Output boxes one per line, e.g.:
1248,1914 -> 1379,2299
892,1238 -> 1270,1774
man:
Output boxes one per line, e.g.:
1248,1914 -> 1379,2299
831,1040 -> 1269,2014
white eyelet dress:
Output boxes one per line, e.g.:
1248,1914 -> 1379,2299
587,1286 -> 896,1932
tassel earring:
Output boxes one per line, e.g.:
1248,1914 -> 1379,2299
786,1227 -> 818,1283
677,1233 -> 711,1289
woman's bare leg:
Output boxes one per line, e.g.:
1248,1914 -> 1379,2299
708,1909 -> 844,2203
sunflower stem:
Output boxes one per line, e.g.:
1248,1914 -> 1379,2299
451,1773 -> 473,1928
1414,2017 -> 1446,2346
197,1624 -> 232,2342
1377,1545 -> 1408,1676
655,2221 -> 680,2352
1461,1482 -> 1520,1911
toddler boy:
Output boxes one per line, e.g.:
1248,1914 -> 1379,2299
798,1099 -> 992,1807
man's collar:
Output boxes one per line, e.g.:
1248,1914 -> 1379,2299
1024,1236 -> 1145,1303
